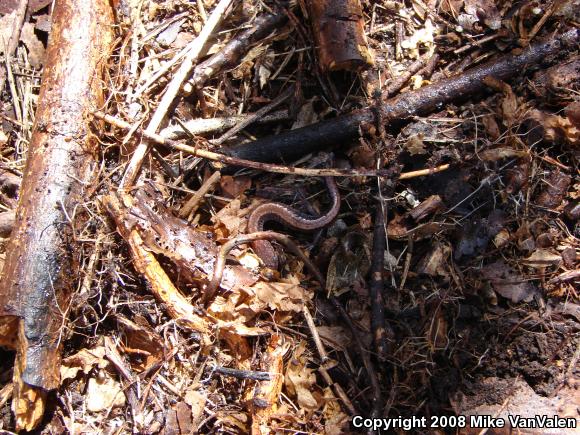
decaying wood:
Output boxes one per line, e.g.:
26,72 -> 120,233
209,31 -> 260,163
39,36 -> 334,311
0,0 -> 114,430
228,29 -> 579,163
247,334 -> 285,435
308,0 -> 374,72
102,193 -> 214,337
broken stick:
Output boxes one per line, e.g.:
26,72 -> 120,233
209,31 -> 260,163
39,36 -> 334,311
0,0 -> 115,431
228,29 -> 579,163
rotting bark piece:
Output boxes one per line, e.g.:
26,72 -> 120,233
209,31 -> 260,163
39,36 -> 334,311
227,29 -> 579,164
102,193 -> 214,338
0,0 -> 114,430
307,0 -> 374,72
248,334 -> 285,434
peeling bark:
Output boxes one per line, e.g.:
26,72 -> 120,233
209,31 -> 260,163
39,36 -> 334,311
308,0 -> 374,71
0,0 -> 114,430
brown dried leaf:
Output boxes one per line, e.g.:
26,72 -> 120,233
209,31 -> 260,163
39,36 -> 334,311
20,22 -> 45,68
117,315 -> 165,372
440,0 -> 464,18
527,109 -> 580,146
60,345 -> 108,381
481,114 -> 501,141
285,344 -> 319,412
252,280 -> 309,313
464,0 -> 502,29
85,371 -> 126,412
536,171 -> 572,209
483,76 -> 520,126
322,387 -> 350,435
220,175 -> 251,199
212,198 -> 241,238
315,325 -> 352,351
523,249 -> 562,268
481,261 -> 536,303
0,0 -> 51,15
479,147 -> 527,162
184,389 -> 207,428
416,243 -> 450,277
405,133 -> 427,155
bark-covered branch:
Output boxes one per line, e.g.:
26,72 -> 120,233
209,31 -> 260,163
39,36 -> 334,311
227,29 -> 579,163
0,1 -> 115,430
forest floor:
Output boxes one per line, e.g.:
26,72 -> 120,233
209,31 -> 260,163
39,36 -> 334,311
0,0 -> 578,434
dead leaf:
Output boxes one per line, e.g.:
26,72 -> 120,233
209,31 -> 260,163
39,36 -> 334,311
464,0 -> 502,29
523,249 -> 562,268
0,12 -> 17,55
322,387 -> 349,435
60,345 -> 108,381
212,198 -> 241,237
184,389 -> 207,428
483,77 -> 520,126
19,22 -> 45,68
479,147 -> 527,162
292,98 -> 319,130
481,115 -> 501,141
535,171 -> 572,209
0,0 -> 51,15
252,281 -> 309,313
405,133 -> 427,155
482,261 -> 536,303
416,243 -> 450,277
116,315 -> 165,372
315,326 -> 352,351
220,175 -> 251,199
85,370 -> 126,412
440,0 -> 464,19
285,343 -> 319,412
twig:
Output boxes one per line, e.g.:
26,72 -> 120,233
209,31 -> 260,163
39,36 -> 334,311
94,111 -> 449,179
159,110 -> 289,139
213,365 -> 271,381
385,52 -> 433,97
212,86 -> 294,145
368,206 -> 389,362
302,305 -> 329,363
203,231 -> 325,306
227,29 -> 579,163
186,8 -> 289,91
121,0 -> 234,188
179,170 -> 221,219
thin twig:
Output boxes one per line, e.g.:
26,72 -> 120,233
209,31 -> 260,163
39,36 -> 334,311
179,170 -> 221,219
95,111 -> 450,179
121,0 -> 234,188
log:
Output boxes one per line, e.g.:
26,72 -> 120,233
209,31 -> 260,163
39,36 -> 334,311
0,0 -> 114,430
227,29 -> 579,164
307,0 -> 374,72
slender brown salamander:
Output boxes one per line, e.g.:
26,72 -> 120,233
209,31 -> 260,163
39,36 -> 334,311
247,176 -> 340,269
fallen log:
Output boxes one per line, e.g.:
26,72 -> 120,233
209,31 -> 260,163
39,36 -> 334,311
227,29 -> 579,163
0,0 -> 114,430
